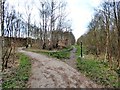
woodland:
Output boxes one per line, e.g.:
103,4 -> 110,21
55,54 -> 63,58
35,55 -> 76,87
77,1 -> 120,87
0,0 -> 120,88
0,0 -> 75,71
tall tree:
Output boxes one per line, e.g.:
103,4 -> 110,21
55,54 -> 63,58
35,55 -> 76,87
113,0 -> 120,68
0,0 -> 2,73
24,1 -> 33,47
102,2 -> 112,67
1,0 -> 5,71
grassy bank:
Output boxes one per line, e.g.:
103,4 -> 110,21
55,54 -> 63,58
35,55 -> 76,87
76,45 -> 118,88
2,53 -> 31,88
29,47 -> 73,59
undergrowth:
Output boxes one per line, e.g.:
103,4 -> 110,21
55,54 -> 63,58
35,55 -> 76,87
76,45 -> 118,88
2,53 -> 31,88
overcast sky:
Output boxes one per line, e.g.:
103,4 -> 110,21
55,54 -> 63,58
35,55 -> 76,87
66,0 -> 102,39
5,0 -> 103,40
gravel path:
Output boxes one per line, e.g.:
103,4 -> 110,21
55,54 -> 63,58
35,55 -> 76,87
18,48 -> 101,88
63,46 -> 77,69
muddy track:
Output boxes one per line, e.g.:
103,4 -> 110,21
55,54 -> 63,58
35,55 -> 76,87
18,48 -> 101,88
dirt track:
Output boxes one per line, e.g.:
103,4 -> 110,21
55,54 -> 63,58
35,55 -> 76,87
18,48 -> 101,88
63,46 -> 77,69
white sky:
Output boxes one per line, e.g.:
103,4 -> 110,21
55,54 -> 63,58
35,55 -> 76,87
4,0 -> 103,40
66,0 -> 102,40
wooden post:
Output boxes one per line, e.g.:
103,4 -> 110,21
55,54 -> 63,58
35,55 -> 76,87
81,41 -> 83,58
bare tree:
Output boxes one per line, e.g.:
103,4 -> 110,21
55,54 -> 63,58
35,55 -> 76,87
1,0 -> 5,71
113,0 -> 120,68
1,1 -> 21,70
0,0 -> 2,73
23,1 -> 33,48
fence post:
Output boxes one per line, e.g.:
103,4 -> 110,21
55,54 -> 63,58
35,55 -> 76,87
81,41 -> 82,58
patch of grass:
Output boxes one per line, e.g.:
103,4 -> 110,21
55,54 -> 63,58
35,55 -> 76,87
2,53 -> 31,88
76,45 -> 118,88
32,47 -> 72,59
75,45 -> 86,57
48,51 -> 70,59
76,58 -> 118,87
75,45 -> 81,57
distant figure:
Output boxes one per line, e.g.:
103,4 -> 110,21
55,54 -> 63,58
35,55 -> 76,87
26,44 -> 28,48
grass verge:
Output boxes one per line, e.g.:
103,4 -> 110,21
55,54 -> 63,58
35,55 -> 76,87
2,53 -> 31,88
30,47 -> 72,59
76,45 -> 118,88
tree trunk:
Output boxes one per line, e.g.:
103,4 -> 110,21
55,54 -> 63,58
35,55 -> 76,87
0,0 -> 2,72
117,10 -> 120,68
1,0 -> 5,71
104,8 -> 112,68
113,1 -> 120,68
